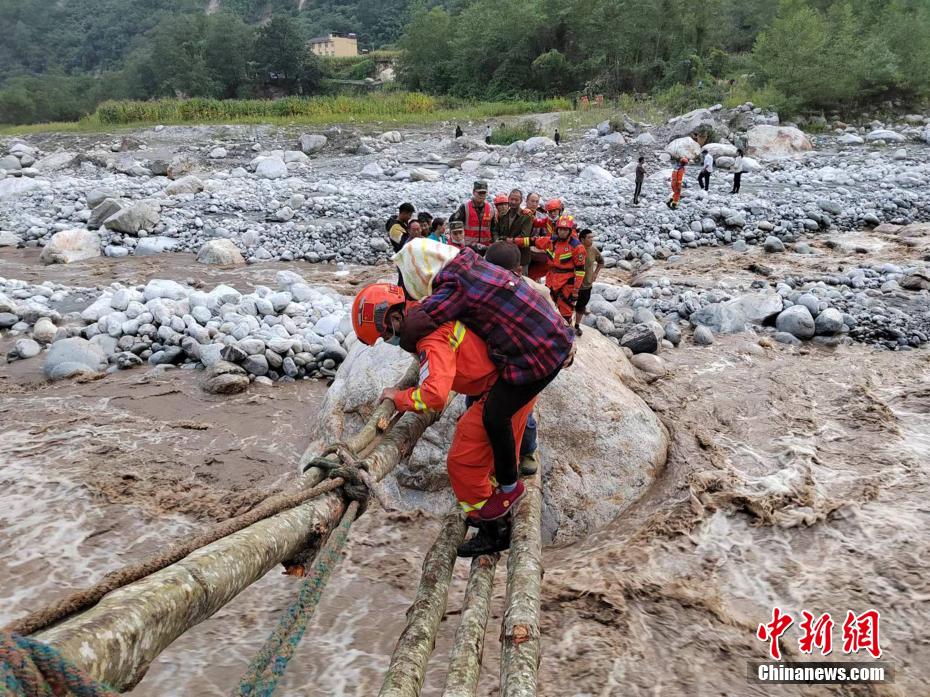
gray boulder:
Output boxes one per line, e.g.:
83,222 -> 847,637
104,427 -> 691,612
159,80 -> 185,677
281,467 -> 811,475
14,338 -> 41,359
299,134 -> 327,153
764,236 -> 785,253
745,125 -> 813,158
39,229 -> 101,264
197,239 -> 245,266
814,307 -> 844,335
620,324 -> 659,354
202,361 -> 250,395
88,198 -> 124,229
693,325 -> 715,345
44,337 -> 107,379
255,157 -> 288,179
775,305 -> 815,339
666,108 -> 716,141
104,201 -> 160,234
0,231 -> 22,247
135,236 -> 178,256
165,175 -> 203,196
689,293 -> 783,333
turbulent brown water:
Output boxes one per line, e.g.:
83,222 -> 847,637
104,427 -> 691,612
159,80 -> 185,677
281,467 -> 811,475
1,254 -> 928,696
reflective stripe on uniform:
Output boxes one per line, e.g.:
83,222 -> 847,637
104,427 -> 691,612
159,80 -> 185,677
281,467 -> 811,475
448,321 -> 467,351
459,499 -> 487,513
411,388 -> 428,412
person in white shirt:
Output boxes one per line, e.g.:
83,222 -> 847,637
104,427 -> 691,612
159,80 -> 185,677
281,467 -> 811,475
731,148 -> 744,194
485,125 -> 492,144
698,149 -> 714,191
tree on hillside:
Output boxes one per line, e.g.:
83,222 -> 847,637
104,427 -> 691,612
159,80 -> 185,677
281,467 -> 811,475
252,15 -> 306,91
398,7 -> 455,93
204,13 -> 254,98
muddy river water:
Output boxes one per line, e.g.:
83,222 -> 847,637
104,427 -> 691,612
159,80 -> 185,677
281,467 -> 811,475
1,250 -> 928,696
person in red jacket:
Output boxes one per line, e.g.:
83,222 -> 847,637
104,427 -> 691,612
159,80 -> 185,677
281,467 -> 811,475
667,157 -> 688,209
523,198 -> 563,281
351,282 -> 535,556
519,215 -> 587,323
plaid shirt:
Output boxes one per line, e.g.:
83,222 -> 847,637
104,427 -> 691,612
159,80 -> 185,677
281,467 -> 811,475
416,247 -> 574,385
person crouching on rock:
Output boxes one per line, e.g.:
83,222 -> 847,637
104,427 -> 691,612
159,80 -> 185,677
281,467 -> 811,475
667,158 -> 687,209
391,238 -> 575,521
516,215 -> 587,326
351,281 -> 537,556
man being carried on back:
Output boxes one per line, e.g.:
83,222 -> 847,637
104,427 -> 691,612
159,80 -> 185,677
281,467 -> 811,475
350,281 -> 537,556
393,238 -> 575,519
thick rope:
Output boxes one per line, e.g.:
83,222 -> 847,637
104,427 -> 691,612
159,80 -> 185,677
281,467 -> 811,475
236,500 -> 360,697
3,477 -> 346,637
0,631 -> 118,697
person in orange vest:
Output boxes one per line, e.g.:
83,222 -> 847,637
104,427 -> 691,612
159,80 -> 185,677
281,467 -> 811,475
666,157 -> 688,209
518,215 -> 587,323
351,282 -> 535,556
450,181 -> 496,252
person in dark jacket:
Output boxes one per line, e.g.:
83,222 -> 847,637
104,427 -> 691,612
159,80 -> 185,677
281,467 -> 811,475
386,202 -> 415,253
633,156 -> 646,205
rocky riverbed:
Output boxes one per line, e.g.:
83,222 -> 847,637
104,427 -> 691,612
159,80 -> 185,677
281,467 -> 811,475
1,105 -> 929,695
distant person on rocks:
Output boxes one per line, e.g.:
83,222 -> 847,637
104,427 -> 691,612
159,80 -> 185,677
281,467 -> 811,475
386,202 -> 415,253
554,129 -> 561,146
428,217 -> 448,244
633,155 -> 646,205
731,148 -> 744,194
573,228 -> 604,336
485,125 -> 493,144
450,180 -> 496,252
455,124 -> 463,139
667,158 -> 687,209
698,148 -> 713,191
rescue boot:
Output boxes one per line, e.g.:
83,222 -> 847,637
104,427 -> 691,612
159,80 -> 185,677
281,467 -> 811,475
457,517 -> 512,557
519,450 -> 539,476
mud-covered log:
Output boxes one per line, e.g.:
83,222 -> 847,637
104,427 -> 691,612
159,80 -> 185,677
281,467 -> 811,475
379,511 -> 467,697
442,554 -> 499,697
36,406 -> 438,692
500,473 -> 543,697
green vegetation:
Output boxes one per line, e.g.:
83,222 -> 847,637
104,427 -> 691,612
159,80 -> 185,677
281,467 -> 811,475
2,0 -> 929,127
489,121 -> 541,145
0,94 -> 569,134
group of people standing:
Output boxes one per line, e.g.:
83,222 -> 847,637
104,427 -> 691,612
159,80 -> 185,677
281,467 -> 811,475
667,146 -> 745,208
386,181 -> 604,335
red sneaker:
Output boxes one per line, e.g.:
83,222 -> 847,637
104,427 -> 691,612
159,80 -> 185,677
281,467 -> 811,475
478,480 -> 525,520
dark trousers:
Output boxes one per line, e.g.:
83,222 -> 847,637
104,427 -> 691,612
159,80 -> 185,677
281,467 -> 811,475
483,370 -> 559,486
698,170 -> 711,190
633,178 -> 643,203
466,395 -> 537,460
731,172 -> 742,193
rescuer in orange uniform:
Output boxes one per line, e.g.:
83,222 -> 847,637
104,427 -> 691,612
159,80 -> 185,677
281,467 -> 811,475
351,283 -> 535,557
518,215 -> 587,323
522,198 -> 564,280
667,157 -> 688,209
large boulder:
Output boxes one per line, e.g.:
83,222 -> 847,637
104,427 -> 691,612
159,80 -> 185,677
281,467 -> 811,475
103,201 -> 160,234
33,151 -> 76,172
299,134 -> 327,153
255,157 -> 288,179
197,239 -> 245,266
865,129 -> 906,143
0,178 -> 40,198
165,175 -> 203,196
88,198 -> 124,229
688,293 -> 783,333
39,229 -> 101,264
775,305 -> 816,339
202,361 -> 250,395
666,137 -> 702,161
666,108 -> 716,141
44,337 -> 107,380
579,164 -> 614,183
308,331 -> 667,545
522,136 -> 557,153
134,236 -> 178,256
703,142 -> 738,158
745,125 -> 813,158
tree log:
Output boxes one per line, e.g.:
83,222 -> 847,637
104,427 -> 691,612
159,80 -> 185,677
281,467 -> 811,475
378,510 -> 467,697
441,554 -> 499,697
500,473 -> 543,697
35,408 -> 438,692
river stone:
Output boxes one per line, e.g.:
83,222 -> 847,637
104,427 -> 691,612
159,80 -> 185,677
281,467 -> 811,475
255,157 -> 288,179
44,337 -> 107,379
764,236 -> 785,253
814,307 -> 844,335
693,325 -> 715,345
32,317 -> 57,343
243,354 -> 269,376
688,293 -> 783,333
630,353 -> 666,377
104,201 -> 160,234
620,324 -> 659,354
135,236 -> 178,256
299,134 -> 327,153
88,198 -> 124,229
14,338 -> 41,359
165,175 -> 203,196
745,125 -> 813,158
0,231 -> 23,246
775,305 -> 816,339
39,229 -> 101,264
197,239 -> 244,266
202,361 -> 250,394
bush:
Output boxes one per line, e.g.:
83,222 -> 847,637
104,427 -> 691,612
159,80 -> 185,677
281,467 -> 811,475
489,121 -> 540,145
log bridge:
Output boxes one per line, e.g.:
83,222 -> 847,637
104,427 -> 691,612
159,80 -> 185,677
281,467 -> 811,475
1,363 -> 544,697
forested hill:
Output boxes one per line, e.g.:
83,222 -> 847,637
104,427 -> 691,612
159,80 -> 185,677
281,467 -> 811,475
0,0 -> 409,80
1,0 -> 929,126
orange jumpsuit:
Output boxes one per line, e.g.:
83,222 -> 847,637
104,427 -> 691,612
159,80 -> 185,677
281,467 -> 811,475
393,319 -> 536,516
520,234 -> 586,321
523,216 -> 557,281
670,167 -> 685,207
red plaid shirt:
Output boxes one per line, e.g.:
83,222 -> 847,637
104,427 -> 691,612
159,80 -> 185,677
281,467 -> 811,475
416,247 -> 574,384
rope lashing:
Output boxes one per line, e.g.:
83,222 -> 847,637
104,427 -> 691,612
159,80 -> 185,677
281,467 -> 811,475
235,501 -> 360,697
307,443 -> 394,513
0,631 -> 118,697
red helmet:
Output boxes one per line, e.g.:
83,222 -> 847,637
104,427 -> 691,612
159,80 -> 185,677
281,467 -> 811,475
351,283 -> 406,346
493,193 -> 509,205
544,198 -> 563,212
556,215 -> 576,230
679,157 -> 689,165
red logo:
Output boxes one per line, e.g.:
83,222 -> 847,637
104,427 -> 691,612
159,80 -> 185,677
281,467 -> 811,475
757,609 -> 881,659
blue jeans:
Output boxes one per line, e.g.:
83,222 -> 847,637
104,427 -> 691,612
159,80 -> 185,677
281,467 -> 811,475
465,395 -> 537,458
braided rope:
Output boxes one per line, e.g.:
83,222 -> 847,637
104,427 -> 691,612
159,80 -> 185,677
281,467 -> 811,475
236,501 -> 360,697
0,631 -> 118,697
